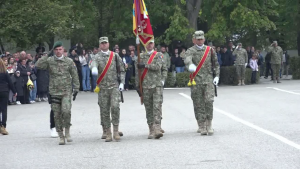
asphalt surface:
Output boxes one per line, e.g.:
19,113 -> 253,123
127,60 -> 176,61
1,76 -> 300,169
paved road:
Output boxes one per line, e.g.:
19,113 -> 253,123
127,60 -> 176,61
1,77 -> 300,169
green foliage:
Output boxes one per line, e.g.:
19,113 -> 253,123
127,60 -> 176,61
0,0 -> 72,49
220,66 -> 260,85
160,5 -> 194,45
290,57 -> 300,79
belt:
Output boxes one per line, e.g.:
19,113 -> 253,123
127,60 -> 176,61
82,65 -> 88,67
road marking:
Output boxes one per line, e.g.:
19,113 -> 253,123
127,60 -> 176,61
266,87 -> 300,95
179,93 -> 300,150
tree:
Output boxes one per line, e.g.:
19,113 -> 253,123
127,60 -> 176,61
0,0 -> 72,50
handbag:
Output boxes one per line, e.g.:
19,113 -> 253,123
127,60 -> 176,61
30,73 -> 37,81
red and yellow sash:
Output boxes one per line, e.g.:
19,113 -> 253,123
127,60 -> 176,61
189,46 -> 211,83
140,51 -> 157,83
96,51 -> 114,85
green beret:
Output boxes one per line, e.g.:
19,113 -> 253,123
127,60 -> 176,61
53,41 -> 63,49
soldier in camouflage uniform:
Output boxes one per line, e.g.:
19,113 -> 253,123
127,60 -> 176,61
91,37 -> 125,142
183,31 -> 220,135
267,41 -> 283,83
232,43 -> 248,86
136,39 -> 168,139
36,41 -> 80,145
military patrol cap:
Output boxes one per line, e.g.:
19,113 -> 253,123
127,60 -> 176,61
273,41 -> 278,44
238,43 -> 242,46
53,41 -> 63,49
99,37 -> 109,43
193,30 -> 205,40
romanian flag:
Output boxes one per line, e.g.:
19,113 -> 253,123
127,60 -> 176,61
133,0 -> 154,47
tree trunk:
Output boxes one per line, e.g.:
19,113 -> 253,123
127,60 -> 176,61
186,0 -> 202,47
47,36 -> 55,50
0,38 -> 5,54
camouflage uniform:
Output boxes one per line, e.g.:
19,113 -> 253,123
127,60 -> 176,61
92,38 -> 125,142
135,50 -> 168,139
232,47 -> 248,85
162,52 -> 170,70
36,42 -> 79,145
267,44 -> 283,83
159,55 -> 168,133
183,31 -> 220,135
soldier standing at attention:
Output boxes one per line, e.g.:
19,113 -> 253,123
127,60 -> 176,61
267,41 -> 283,83
36,41 -> 80,145
136,39 -> 168,139
183,31 -> 220,135
232,43 -> 248,86
91,37 -> 125,142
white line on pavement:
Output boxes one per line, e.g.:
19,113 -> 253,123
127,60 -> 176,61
179,93 -> 300,150
266,87 -> 300,95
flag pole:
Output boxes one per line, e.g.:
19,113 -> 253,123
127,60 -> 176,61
136,34 -> 143,105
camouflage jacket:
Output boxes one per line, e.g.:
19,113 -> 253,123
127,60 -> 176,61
267,46 -> 283,64
183,45 -> 220,84
135,51 -> 168,89
232,48 -> 248,65
162,52 -> 170,69
35,55 -> 80,96
91,51 -> 125,89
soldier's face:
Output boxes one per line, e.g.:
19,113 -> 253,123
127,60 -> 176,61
161,47 -> 166,53
54,46 -> 64,57
195,38 -> 205,46
146,42 -> 154,51
100,42 -> 109,51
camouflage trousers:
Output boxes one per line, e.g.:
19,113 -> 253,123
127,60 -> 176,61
271,64 -> 280,79
191,84 -> 214,122
236,65 -> 245,80
98,87 -> 120,129
51,94 -> 72,132
143,87 -> 162,125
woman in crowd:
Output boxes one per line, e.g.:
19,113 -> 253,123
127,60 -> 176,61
79,49 -> 91,92
29,62 -> 37,103
36,53 -> 49,102
7,57 -> 17,104
0,59 -> 17,135
121,49 -> 132,91
16,58 -> 32,104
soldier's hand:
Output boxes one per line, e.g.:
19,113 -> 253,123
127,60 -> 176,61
137,63 -> 145,69
72,91 -> 78,101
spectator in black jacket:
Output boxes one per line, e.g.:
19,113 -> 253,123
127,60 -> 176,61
171,48 -> 185,73
0,59 -> 17,135
16,58 -> 32,104
69,49 -> 83,91
221,47 -> 232,66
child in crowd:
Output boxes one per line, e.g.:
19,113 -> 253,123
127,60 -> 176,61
14,71 -> 24,105
250,53 -> 259,84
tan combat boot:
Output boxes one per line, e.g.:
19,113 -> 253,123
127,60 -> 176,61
154,124 -> 163,139
206,119 -> 214,136
1,126 -> 9,135
198,121 -> 207,135
65,127 -> 73,142
148,124 -> 154,139
105,127 -> 112,142
277,78 -> 281,83
101,125 -> 107,139
241,80 -> 245,86
113,125 -> 121,141
58,132 -> 65,145
237,80 -> 241,86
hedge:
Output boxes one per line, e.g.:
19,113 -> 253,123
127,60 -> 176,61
129,66 -> 260,88
290,57 -> 300,79
219,66 -> 260,85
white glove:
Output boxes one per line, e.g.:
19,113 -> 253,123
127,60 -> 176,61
119,83 -> 124,91
162,81 -> 164,86
235,46 -> 238,49
188,64 -> 196,72
213,77 -> 219,86
92,67 -> 98,75
245,63 -> 247,68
